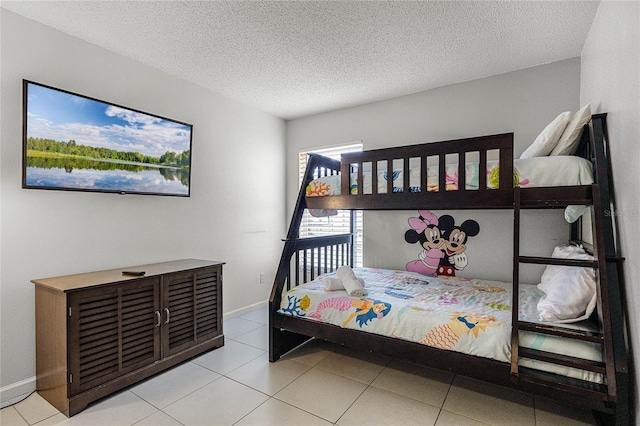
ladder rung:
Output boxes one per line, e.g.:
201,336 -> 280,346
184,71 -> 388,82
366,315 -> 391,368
519,347 -> 606,374
518,256 -> 598,268
518,321 -> 604,343
517,367 -> 609,400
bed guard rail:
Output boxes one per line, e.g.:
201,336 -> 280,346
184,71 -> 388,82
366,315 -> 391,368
306,133 -> 515,211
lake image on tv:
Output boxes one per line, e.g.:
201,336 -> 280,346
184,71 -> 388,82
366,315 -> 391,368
25,156 -> 189,195
24,82 -> 192,196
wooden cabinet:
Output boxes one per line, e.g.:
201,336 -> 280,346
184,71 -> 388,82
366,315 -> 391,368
32,259 -> 224,416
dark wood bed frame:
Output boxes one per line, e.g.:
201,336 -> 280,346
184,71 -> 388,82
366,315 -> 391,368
269,114 -> 629,424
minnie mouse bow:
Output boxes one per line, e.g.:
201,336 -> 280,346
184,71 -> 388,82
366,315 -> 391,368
408,210 -> 438,233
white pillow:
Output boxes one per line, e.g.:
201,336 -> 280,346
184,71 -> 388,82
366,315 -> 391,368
520,111 -> 571,159
550,104 -> 592,156
537,245 -> 596,323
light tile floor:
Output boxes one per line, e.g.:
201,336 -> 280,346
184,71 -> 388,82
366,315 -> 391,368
1,307 -> 597,426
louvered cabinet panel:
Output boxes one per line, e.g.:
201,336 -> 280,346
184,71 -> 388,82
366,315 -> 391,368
68,288 -> 119,394
121,282 -> 161,370
164,270 -> 195,355
195,267 -> 221,340
163,266 -> 222,356
68,277 -> 161,395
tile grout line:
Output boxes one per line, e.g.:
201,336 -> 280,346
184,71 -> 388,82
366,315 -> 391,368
130,368 -> 225,411
8,405 -> 30,426
136,406 -> 185,426
430,372 -> 457,426
132,334 -> 267,425
333,379 -> 370,425
332,357 -> 395,425
221,355 -> 335,425
214,338 -> 311,424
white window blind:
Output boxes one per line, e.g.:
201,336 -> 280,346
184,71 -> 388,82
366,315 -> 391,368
299,143 -> 363,267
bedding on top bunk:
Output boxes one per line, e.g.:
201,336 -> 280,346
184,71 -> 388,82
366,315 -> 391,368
305,156 -> 593,196
278,267 -> 603,383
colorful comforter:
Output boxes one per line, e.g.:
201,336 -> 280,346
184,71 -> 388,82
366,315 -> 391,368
278,268 -> 602,383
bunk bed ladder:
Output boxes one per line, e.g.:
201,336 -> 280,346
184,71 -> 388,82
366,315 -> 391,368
512,185 -> 611,398
511,185 -> 615,386
510,115 -> 629,424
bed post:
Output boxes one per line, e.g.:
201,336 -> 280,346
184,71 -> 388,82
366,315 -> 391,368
589,114 -> 630,425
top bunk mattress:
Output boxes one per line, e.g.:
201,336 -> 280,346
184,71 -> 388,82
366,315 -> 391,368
306,156 -> 594,196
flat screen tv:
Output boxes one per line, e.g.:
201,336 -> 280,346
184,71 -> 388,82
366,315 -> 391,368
22,80 -> 193,197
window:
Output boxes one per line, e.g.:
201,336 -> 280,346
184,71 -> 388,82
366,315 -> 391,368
299,143 -> 363,268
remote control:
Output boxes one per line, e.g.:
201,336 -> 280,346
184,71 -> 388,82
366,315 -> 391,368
122,271 -> 146,276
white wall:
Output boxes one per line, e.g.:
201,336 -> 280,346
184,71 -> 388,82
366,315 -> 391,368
287,59 -> 582,283
0,10 -> 286,400
581,1 -> 640,421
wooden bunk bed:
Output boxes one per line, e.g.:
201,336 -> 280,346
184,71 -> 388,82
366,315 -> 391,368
269,114 -> 629,424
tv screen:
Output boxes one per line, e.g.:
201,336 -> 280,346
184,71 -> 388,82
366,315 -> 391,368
22,80 -> 193,197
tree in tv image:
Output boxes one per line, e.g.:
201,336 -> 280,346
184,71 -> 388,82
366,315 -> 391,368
23,81 -> 193,196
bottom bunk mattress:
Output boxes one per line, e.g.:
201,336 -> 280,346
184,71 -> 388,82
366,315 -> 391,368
277,267 -> 602,383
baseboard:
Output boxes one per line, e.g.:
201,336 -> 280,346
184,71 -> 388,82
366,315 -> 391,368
223,299 -> 267,320
0,376 -> 36,408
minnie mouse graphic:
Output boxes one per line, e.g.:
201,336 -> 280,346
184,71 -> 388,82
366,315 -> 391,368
405,210 -> 479,277
404,210 -> 445,276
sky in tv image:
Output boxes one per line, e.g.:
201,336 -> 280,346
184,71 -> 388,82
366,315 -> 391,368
26,83 -> 191,158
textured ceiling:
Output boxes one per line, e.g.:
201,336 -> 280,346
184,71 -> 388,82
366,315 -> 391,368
2,1 -> 600,120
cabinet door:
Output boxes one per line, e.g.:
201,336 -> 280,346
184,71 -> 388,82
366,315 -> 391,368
68,277 -> 161,395
163,266 -> 222,357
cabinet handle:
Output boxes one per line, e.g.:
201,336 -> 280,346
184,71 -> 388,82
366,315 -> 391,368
155,311 -> 161,327
164,307 -> 171,324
